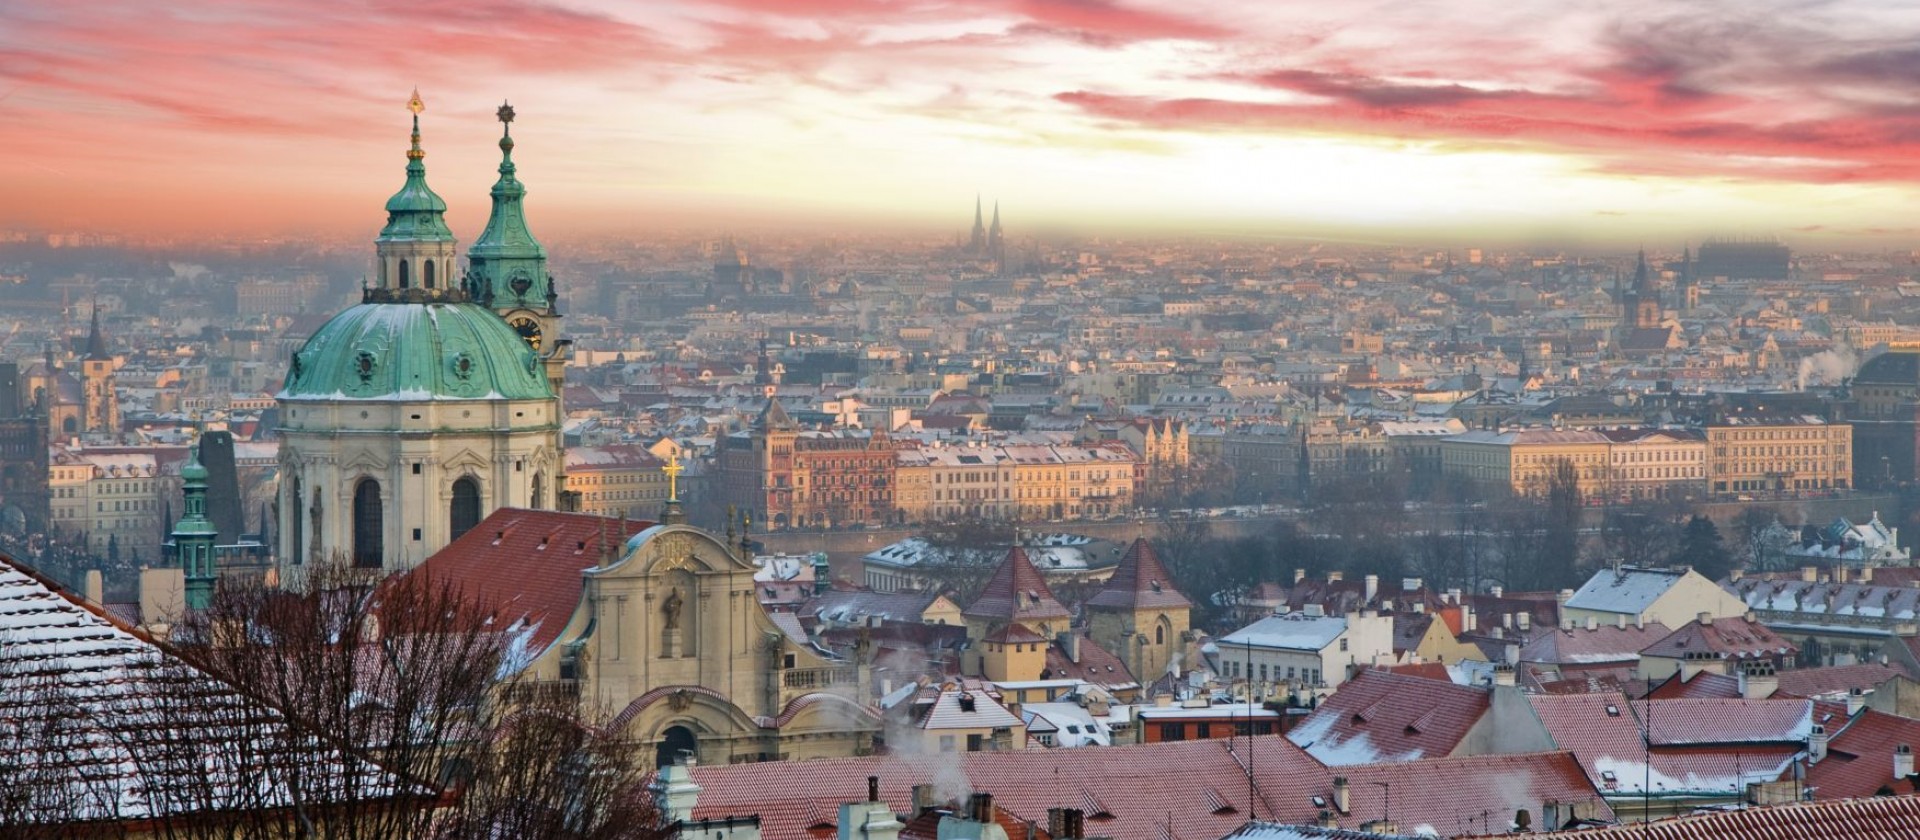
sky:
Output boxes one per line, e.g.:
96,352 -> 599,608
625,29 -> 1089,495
7,0 -> 1920,245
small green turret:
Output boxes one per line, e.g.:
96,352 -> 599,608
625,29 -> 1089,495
174,444 -> 219,610
467,100 -> 552,310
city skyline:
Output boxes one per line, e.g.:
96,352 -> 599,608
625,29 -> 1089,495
7,1 -> 1920,244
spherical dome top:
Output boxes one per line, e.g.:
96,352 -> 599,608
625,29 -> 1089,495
280,302 -> 550,402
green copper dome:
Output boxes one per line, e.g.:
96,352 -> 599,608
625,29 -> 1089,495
280,302 -> 552,402
379,112 -> 455,242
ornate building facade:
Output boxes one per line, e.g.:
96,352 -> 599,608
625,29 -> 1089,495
276,95 -> 563,574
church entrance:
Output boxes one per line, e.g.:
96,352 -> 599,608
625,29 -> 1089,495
450,477 -> 480,541
352,479 -> 383,568
656,725 -> 698,768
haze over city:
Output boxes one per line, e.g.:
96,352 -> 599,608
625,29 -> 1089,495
14,4 -> 1920,840
9,0 -> 1920,242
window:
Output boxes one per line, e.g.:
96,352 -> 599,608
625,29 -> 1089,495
352,479 -> 384,568
450,477 -> 481,541
1339,638 -> 1349,652
1161,723 -> 1184,741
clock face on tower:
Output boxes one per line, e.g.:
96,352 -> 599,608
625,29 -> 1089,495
510,317 -> 543,352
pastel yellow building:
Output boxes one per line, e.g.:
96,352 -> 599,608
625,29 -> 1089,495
1706,416 -> 1851,495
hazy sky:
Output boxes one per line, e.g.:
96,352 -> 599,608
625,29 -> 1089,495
7,0 -> 1920,244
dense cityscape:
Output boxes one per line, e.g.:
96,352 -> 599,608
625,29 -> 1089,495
10,2 -> 1920,839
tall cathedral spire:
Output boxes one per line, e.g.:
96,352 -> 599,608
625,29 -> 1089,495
969,194 -> 987,253
175,442 -> 219,610
84,300 -> 109,361
468,100 -> 551,309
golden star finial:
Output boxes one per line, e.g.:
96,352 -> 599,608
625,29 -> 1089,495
407,88 -> 425,115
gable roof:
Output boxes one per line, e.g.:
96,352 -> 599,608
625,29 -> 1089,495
1536,794 -> 1920,839
686,738 -> 1609,840
1808,710 -> 1920,799
1775,663 -> 1905,699
1085,539 -> 1191,611
1640,616 -> 1796,661
1284,669 -> 1491,765
403,508 -> 652,663
1565,566 -> 1688,616
0,553 -> 416,827
963,547 -> 1071,625
1528,693 -> 1807,798
1520,622 -> 1673,666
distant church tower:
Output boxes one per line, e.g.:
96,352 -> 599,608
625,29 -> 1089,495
1627,249 -> 1660,329
968,195 -> 987,254
275,92 -> 561,575
173,443 -> 218,610
80,305 -> 119,435
988,201 -> 1005,267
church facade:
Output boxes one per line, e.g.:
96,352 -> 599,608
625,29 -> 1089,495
276,95 -> 567,574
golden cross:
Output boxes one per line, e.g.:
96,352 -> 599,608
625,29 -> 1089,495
662,456 -> 683,501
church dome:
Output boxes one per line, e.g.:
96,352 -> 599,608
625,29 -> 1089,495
1853,350 -> 1920,386
280,301 -> 551,402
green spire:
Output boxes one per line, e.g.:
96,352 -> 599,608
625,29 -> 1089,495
379,89 -> 454,243
174,443 -> 219,610
468,100 -> 551,309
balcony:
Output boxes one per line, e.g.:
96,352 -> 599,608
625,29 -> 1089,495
783,666 -> 860,692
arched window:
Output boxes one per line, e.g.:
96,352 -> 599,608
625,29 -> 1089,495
1156,623 -> 1166,645
288,476 -> 303,564
423,259 -> 436,289
530,472 -> 545,510
398,260 -> 411,289
352,479 -> 383,568
656,725 -> 698,769
450,477 -> 480,541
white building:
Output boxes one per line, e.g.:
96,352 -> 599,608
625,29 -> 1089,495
1216,609 -> 1394,690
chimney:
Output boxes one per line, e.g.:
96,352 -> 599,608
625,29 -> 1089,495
970,793 -> 994,824
1447,587 -> 1463,605
84,570 -> 104,605
1494,663 -> 1516,687
1328,571 -> 1344,583
1556,588 -> 1574,606
1561,617 -> 1574,631
912,784 -> 937,817
1698,611 -> 1713,626
1465,605 -> 1477,632
1836,566 -> 1851,584
1331,777 -> 1351,814
1616,614 -> 1627,629
1502,613 -> 1513,630
1729,568 -> 1744,582
1810,724 -> 1829,763
1364,575 -> 1379,603
1848,688 -> 1867,716
1516,612 -> 1531,631
1489,585 -> 1503,599
1741,661 -> 1777,700
1059,631 -> 1080,664
839,777 -> 904,840
650,756 -> 702,824
1295,568 -> 1306,584
1862,566 -> 1876,583
1316,811 -> 1337,829
1801,566 -> 1819,583
1402,577 -> 1423,592
1898,745 -> 1915,781
1586,616 -> 1597,631
1635,614 -> 1644,630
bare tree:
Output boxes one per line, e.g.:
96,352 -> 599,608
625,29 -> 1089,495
917,516 -> 1018,603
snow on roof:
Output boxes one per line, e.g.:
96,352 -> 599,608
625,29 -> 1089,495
1220,612 -> 1347,652
0,555 -> 413,825
1565,566 -> 1688,615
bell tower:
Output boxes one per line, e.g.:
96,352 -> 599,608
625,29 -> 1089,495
373,89 -> 460,297
80,304 -> 119,435
467,101 -> 564,396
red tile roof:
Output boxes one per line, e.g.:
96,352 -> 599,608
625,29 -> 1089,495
1645,670 -> 1741,700
684,738 -> 1610,840
1534,794 -> 1920,839
985,623 -> 1048,645
401,508 -> 651,660
1774,663 -> 1905,699
1085,539 -> 1191,611
1808,710 -> 1920,799
1640,617 -> 1796,661
963,547 -> 1072,625
1284,669 -> 1491,765
1041,632 -> 1137,690
1528,694 -> 1805,798
1520,623 -> 1672,666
